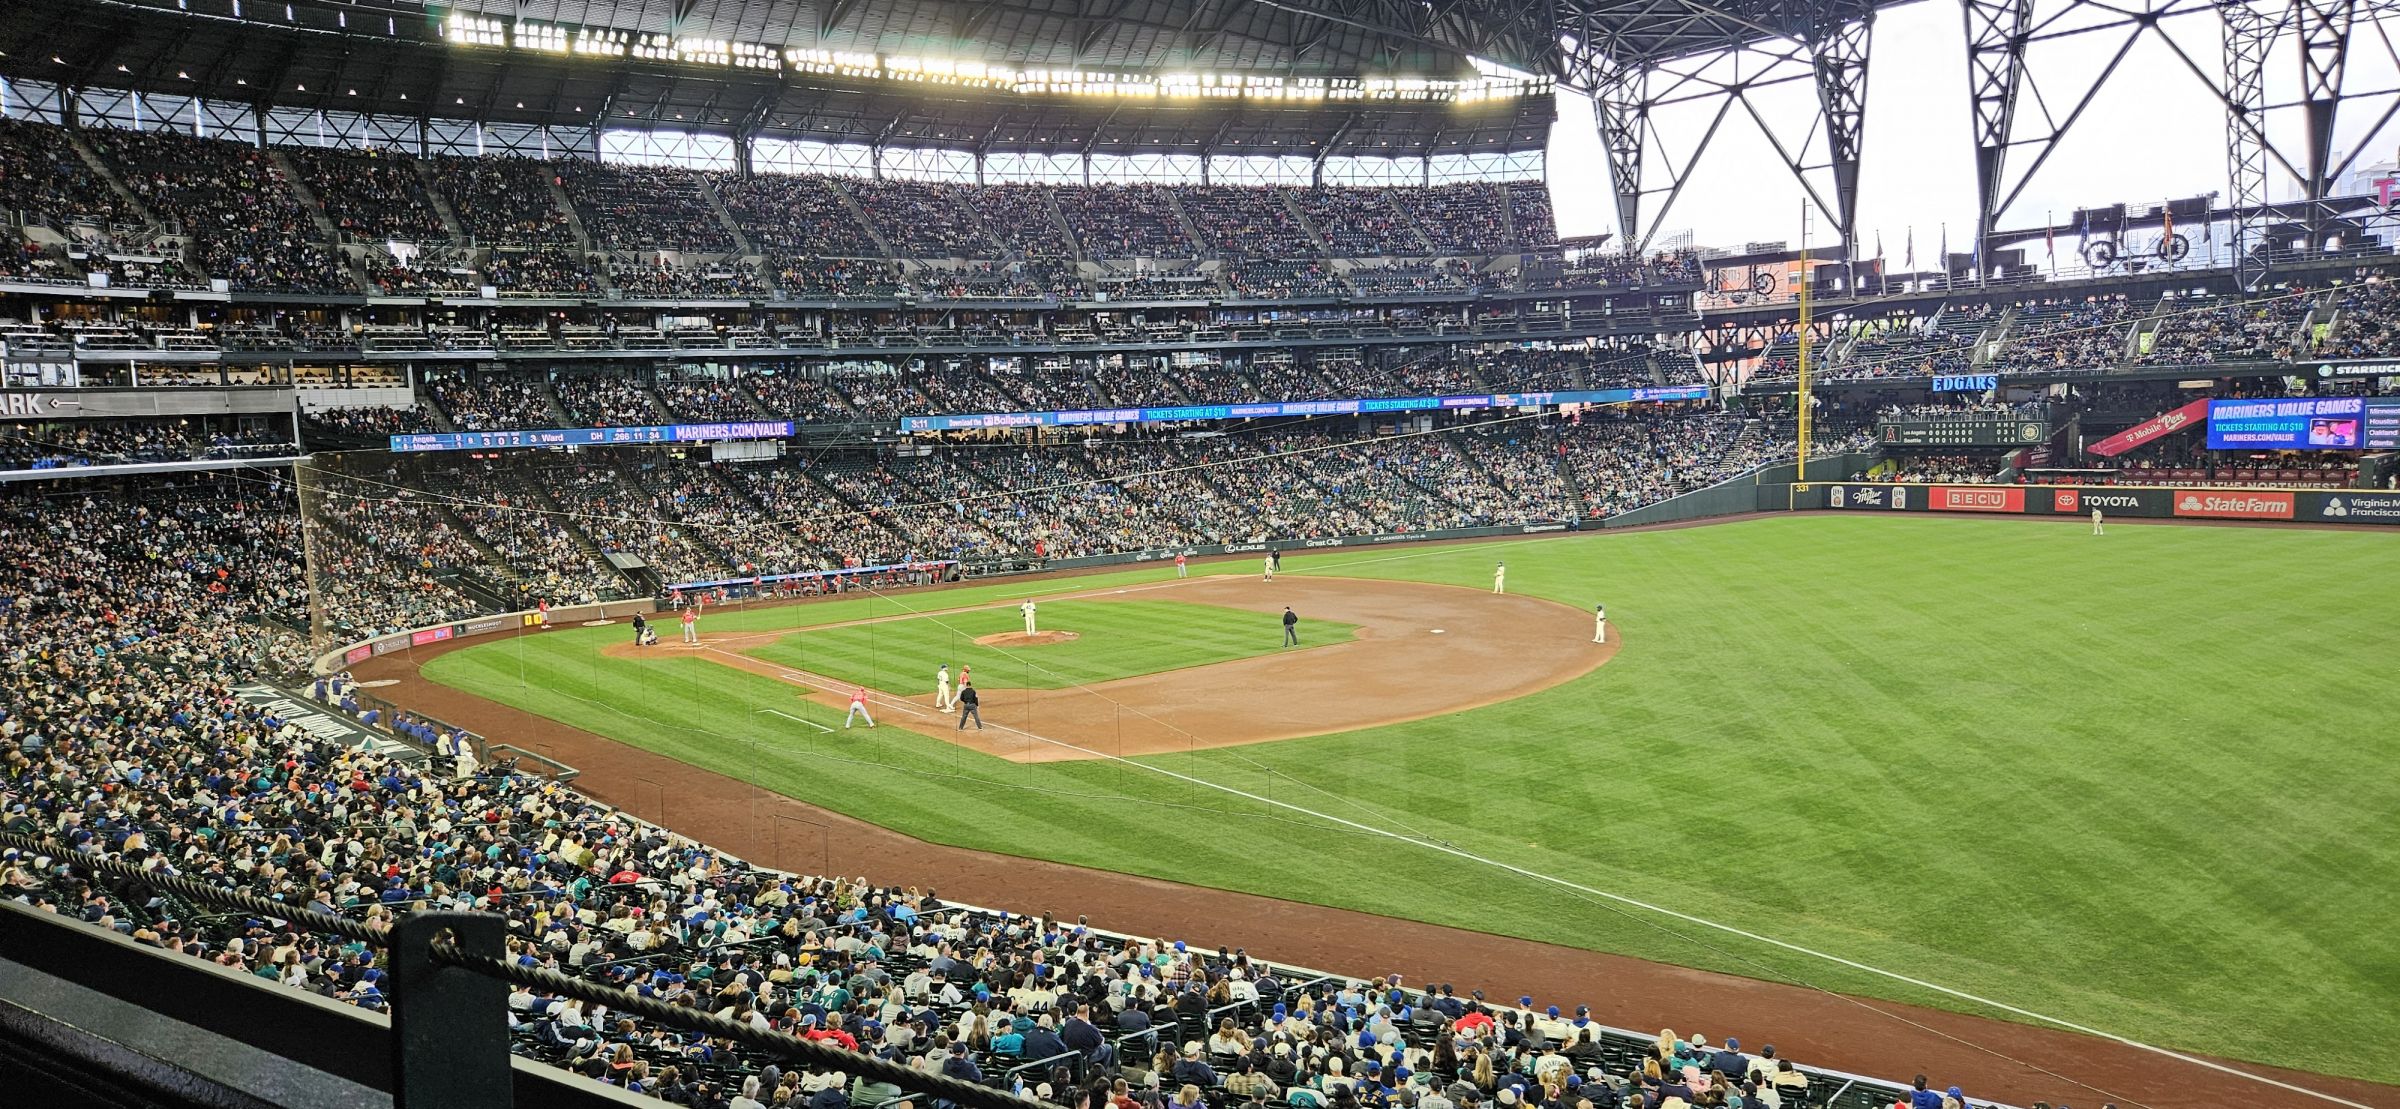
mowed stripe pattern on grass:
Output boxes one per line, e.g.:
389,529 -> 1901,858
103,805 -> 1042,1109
742,599 -> 1356,694
422,517 -> 2400,1086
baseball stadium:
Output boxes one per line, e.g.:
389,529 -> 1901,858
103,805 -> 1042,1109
0,1 -> 2395,1108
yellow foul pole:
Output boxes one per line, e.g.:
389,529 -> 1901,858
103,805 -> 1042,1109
1795,201 -> 1813,488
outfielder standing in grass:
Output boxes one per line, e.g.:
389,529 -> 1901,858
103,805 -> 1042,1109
1493,560 -> 1506,594
844,686 -> 876,729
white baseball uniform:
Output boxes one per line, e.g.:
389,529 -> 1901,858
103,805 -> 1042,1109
1493,563 -> 1506,595
1020,600 -> 1038,635
935,666 -> 954,710
1594,604 -> 1607,644
2092,507 -> 2103,535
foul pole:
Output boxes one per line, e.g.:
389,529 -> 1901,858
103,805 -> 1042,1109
1795,201 -> 1813,489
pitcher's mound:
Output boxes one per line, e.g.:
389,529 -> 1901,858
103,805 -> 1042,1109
975,630 -> 1081,648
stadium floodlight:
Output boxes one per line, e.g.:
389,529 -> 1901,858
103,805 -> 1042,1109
430,19 -> 1549,106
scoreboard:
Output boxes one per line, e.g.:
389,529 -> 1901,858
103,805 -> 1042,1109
1876,419 -> 2048,447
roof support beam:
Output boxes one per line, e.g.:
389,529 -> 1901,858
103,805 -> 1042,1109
1962,0 -> 2031,268
1809,9 -> 1872,249
2296,0 -> 2359,242
2222,0 -> 2279,289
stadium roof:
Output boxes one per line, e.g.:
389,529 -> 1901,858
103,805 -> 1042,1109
4,0 -> 1883,158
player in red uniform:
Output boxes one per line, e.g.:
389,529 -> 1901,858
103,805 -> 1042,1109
844,686 -> 876,729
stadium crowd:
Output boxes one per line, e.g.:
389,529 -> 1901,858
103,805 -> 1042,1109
0,463 -> 1991,1109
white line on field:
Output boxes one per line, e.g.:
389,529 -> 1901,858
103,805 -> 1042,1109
931,713 -> 2374,1109
753,708 -> 834,733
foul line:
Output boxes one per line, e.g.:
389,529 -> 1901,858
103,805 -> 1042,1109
885,703 -> 2371,1109
753,707 -> 835,733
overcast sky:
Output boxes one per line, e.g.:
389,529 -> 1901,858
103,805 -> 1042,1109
1539,0 -> 2400,261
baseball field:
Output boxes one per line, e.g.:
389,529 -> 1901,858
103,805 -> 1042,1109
411,515 -> 2400,1088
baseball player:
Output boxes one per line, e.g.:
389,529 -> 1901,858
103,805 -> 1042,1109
2092,507 -> 2104,536
1282,606 -> 1299,647
1593,602 -> 1607,644
955,682 -> 982,730
934,663 -> 954,711
681,605 -> 699,645
1175,551 -> 1188,578
1263,549 -> 1276,582
844,686 -> 876,729
1493,561 -> 1506,595
1021,599 -> 1038,635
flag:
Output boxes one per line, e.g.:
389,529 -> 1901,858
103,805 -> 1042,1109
2046,211 -> 2056,273
2163,208 -> 2174,243
1905,227 -> 1914,268
1939,223 -> 1948,269
1875,230 -> 1885,263
2203,198 -> 2213,242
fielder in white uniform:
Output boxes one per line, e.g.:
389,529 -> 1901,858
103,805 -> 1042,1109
1262,552 -> 1275,582
1593,602 -> 1607,644
934,664 -> 954,711
1492,561 -> 1506,595
2092,507 -> 2104,535
1020,599 -> 1038,635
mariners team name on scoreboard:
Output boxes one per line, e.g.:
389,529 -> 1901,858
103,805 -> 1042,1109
896,385 -> 1716,432
1931,373 -> 1999,393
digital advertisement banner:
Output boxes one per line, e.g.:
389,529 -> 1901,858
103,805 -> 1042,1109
2168,490 -> 2295,519
1810,483 -> 2400,525
1822,483 -> 1915,510
2204,397 -> 2366,450
391,420 -> 796,453
2307,492 -> 2400,522
2088,399 -> 2209,457
2031,487 -> 2166,516
896,385 -> 1716,433
1925,485 -> 2025,513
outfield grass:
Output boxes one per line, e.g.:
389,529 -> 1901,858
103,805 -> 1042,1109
743,599 -> 1355,694
421,517 -> 2400,1085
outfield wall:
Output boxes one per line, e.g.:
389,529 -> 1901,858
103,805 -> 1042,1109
1784,482 -> 2400,524
309,597 -> 659,675
310,477 -> 2395,676
1603,452 -> 1876,529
